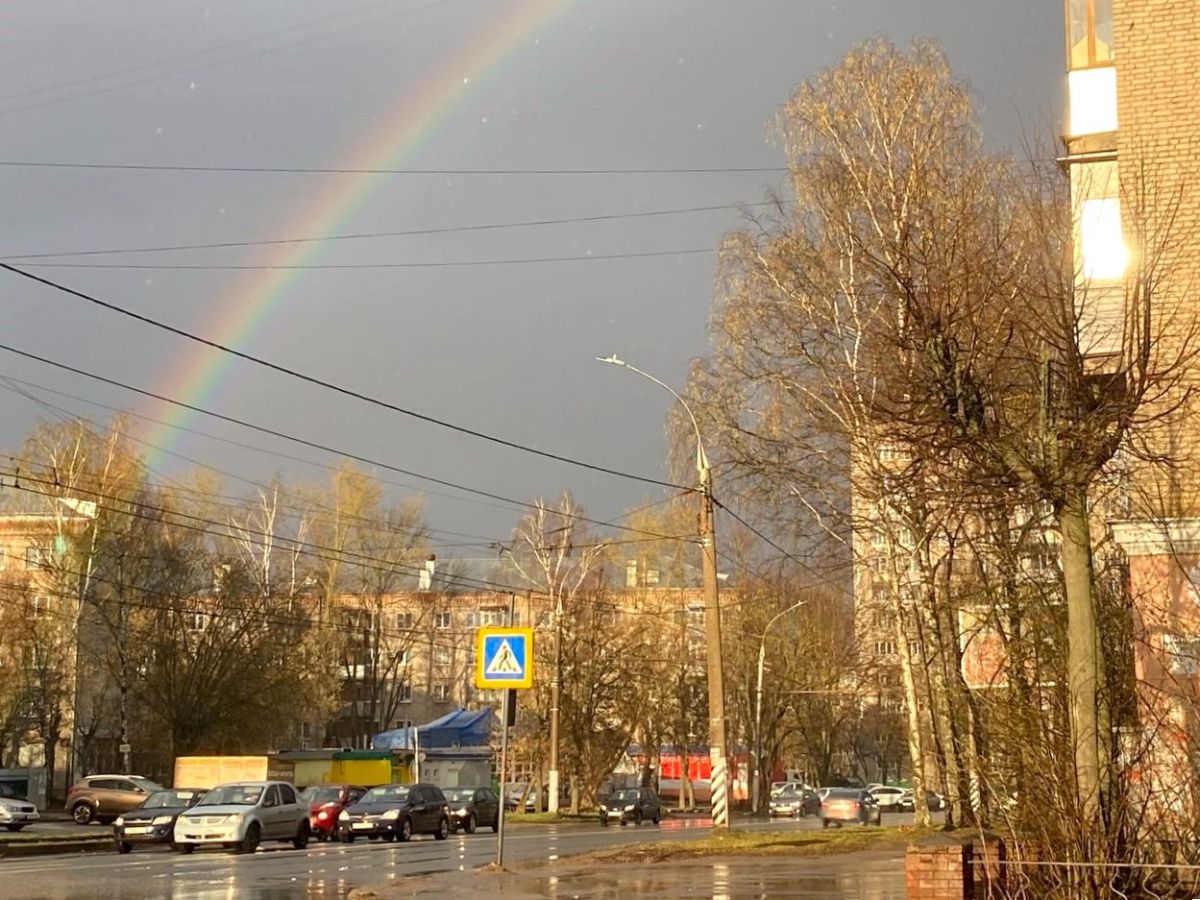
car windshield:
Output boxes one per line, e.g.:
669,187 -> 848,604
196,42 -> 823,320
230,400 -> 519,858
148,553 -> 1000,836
0,785 -> 14,798
443,788 -> 475,803
826,789 -> 861,799
609,790 -> 638,803
131,778 -> 165,793
301,786 -> 344,805
142,790 -> 201,809
361,785 -> 410,804
198,785 -> 263,806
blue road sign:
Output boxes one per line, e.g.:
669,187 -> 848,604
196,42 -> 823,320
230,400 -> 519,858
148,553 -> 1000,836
476,627 -> 534,689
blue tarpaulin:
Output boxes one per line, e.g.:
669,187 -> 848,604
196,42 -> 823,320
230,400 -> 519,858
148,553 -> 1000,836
372,707 -> 493,750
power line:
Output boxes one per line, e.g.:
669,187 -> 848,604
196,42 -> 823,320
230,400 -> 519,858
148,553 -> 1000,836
0,264 -> 690,492
0,0 -> 458,118
0,202 -> 763,261
0,0 -> 417,105
0,341 -> 681,542
14,248 -> 714,271
0,160 -> 788,176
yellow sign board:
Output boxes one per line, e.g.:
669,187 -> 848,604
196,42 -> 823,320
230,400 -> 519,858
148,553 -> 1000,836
475,627 -> 534,690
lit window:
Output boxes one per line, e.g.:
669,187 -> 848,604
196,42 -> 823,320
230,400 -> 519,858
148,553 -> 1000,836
1080,197 -> 1128,281
1066,0 -> 1114,69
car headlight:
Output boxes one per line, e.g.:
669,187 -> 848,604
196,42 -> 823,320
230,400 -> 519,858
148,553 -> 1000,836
381,809 -> 401,820
152,815 -> 174,825
339,809 -> 350,821
115,816 -> 125,827
623,804 -> 635,812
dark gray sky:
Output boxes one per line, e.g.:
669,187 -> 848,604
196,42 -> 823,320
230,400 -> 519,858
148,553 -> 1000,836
0,0 -> 1063,553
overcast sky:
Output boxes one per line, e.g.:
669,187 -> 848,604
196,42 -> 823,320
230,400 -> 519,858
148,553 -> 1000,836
0,0 -> 1063,553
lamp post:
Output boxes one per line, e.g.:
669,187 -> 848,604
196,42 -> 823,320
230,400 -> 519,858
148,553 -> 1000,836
752,599 -> 809,814
596,354 -> 730,830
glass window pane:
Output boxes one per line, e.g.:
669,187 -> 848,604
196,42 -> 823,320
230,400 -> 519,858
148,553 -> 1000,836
1067,0 -> 1090,68
1093,0 -> 1114,63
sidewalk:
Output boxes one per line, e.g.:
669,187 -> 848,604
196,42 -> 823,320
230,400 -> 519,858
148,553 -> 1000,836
350,848 -> 907,899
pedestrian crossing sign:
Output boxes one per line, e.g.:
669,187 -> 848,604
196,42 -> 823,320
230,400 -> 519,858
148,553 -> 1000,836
476,627 -> 534,690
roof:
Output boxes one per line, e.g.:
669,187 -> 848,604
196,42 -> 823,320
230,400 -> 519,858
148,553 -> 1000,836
372,707 -> 493,750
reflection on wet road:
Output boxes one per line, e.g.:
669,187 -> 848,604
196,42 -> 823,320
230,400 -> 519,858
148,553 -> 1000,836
3,816 -> 841,900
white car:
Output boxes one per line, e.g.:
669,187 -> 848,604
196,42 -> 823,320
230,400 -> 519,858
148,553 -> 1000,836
0,784 -> 39,832
173,781 -> 309,853
868,785 -> 906,809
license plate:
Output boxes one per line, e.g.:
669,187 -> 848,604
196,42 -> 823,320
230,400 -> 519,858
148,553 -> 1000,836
352,822 -> 372,830
202,831 -> 224,839
125,826 -> 152,834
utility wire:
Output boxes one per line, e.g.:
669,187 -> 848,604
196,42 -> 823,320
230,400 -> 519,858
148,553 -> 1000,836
15,248 -> 713,270
0,341 -> 681,541
0,264 -> 690,492
0,160 -> 788,176
0,202 -> 764,261
0,0 -> 458,118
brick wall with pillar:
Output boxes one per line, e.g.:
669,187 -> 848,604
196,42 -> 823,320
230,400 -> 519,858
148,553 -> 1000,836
906,834 -> 1007,900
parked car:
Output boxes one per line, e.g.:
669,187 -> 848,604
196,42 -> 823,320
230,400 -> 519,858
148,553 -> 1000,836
769,781 -> 791,799
113,789 -> 205,853
898,789 -> 945,813
66,775 -> 165,825
442,786 -> 500,834
300,784 -> 366,841
868,785 -> 907,810
768,783 -> 819,817
0,783 -> 39,832
599,788 -> 661,826
172,781 -> 309,853
338,782 -> 450,842
820,788 -> 882,828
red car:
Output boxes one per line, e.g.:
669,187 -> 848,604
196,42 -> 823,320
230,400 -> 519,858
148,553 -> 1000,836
301,784 -> 366,840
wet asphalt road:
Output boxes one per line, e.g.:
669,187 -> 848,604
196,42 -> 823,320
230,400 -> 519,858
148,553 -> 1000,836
1,815 -> 853,900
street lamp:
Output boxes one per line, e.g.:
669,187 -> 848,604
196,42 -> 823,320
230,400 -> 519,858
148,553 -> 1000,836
596,354 -> 731,830
752,599 -> 809,814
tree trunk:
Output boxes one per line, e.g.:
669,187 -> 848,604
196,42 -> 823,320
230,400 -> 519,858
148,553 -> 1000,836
1058,485 -> 1108,842
893,598 -> 931,827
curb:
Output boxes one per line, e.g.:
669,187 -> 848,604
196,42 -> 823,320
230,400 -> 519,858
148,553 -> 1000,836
0,838 -> 114,859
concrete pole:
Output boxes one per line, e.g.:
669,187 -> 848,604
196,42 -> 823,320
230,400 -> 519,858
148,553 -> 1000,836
548,600 -> 561,814
699,464 -> 730,830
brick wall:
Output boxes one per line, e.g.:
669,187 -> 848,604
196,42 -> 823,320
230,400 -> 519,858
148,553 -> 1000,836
906,840 -> 972,900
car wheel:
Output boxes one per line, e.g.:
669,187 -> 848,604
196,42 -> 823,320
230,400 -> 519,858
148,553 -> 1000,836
98,816 -> 116,826
821,818 -> 829,829
174,843 -> 195,854
240,822 -> 261,854
117,841 -> 132,854
4,824 -> 24,832
464,814 -> 476,835
341,832 -> 355,844
652,810 -> 660,825
491,817 -> 500,833
292,822 -> 310,850
435,817 -> 449,841
397,818 -> 412,842
633,809 -> 643,827
71,803 -> 95,825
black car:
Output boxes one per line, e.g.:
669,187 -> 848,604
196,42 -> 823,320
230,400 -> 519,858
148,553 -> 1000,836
442,787 -> 500,834
599,788 -> 661,826
337,783 -> 450,843
113,789 -> 206,853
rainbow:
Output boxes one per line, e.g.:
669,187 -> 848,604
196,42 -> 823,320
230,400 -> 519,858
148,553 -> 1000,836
141,0 -> 573,468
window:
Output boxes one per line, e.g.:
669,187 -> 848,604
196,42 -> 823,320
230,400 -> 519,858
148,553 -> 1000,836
1066,0 -> 1114,69
394,612 -> 415,630
435,611 -> 452,630
263,785 -> 280,808
433,682 -> 450,701
1162,634 -> 1200,676
28,595 -> 51,620
24,546 -> 47,570
478,607 -> 505,626
397,682 -> 412,703
875,640 -> 896,657
184,610 -> 211,632
278,784 -> 297,805
1080,197 -> 1128,282
434,647 -> 451,666
392,649 -> 408,666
